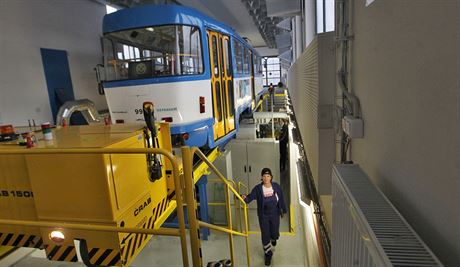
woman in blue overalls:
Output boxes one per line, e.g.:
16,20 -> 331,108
243,168 -> 287,266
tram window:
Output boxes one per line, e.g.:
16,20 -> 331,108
180,26 -> 203,75
221,79 -> 228,117
243,48 -> 250,75
253,54 -> 257,74
215,81 -> 222,122
224,38 -> 231,75
253,54 -> 261,74
258,57 -> 262,73
220,37 -> 225,75
104,25 -> 203,81
212,36 -> 219,78
234,40 -> 243,75
102,37 -> 117,80
228,80 -> 234,116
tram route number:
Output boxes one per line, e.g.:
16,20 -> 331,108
0,190 -> 34,198
134,109 -> 143,115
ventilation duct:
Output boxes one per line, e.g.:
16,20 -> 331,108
275,32 -> 291,50
242,0 -> 282,48
276,18 -> 292,31
266,0 -> 300,17
278,49 -> 292,64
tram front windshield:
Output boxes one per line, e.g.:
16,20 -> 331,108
103,25 -> 203,81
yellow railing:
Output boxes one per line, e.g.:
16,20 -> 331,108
237,182 -> 250,232
0,146 -> 252,267
186,147 -> 251,267
0,148 -> 190,267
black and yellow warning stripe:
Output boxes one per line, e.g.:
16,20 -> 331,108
0,233 -> 43,248
121,196 -> 170,265
82,247 -> 121,266
1,196 -> 173,266
45,245 -> 78,262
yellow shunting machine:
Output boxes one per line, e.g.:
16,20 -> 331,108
0,123 -> 175,266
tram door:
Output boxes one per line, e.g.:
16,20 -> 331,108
208,30 -> 235,141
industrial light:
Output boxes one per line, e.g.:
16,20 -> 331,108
49,230 -> 65,243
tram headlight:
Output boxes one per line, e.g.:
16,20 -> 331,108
49,230 -> 65,243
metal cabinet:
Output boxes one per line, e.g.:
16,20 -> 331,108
227,139 -> 280,208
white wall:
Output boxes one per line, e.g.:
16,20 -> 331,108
0,0 -> 107,126
288,34 -> 336,195
350,0 -> 460,265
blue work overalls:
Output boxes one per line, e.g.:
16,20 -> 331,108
259,191 -> 280,258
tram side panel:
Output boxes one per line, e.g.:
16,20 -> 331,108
104,80 -> 214,148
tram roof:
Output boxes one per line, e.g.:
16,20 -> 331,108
103,4 -> 251,47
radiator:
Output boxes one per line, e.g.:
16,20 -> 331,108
332,164 -> 444,267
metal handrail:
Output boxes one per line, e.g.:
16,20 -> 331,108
187,147 -> 251,267
198,221 -> 246,237
0,147 -> 189,267
238,182 -> 249,193
0,219 -> 179,236
237,181 -> 250,232
191,148 -> 246,203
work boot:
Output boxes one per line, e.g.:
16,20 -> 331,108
264,255 -> 271,266
271,239 -> 277,247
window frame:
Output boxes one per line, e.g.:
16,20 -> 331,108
262,56 -> 281,87
316,0 -> 335,34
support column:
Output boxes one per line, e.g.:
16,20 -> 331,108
295,15 -> 303,60
196,175 -> 210,240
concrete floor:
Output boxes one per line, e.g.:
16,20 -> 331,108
6,201 -> 309,267
130,152 -> 309,267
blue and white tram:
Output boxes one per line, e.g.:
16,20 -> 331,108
101,4 -> 264,148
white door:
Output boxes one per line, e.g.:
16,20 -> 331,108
228,140 -> 280,210
246,142 -> 280,190
227,141 -> 249,187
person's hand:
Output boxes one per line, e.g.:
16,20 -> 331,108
241,194 -> 246,200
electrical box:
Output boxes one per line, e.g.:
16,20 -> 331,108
342,115 -> 364,138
